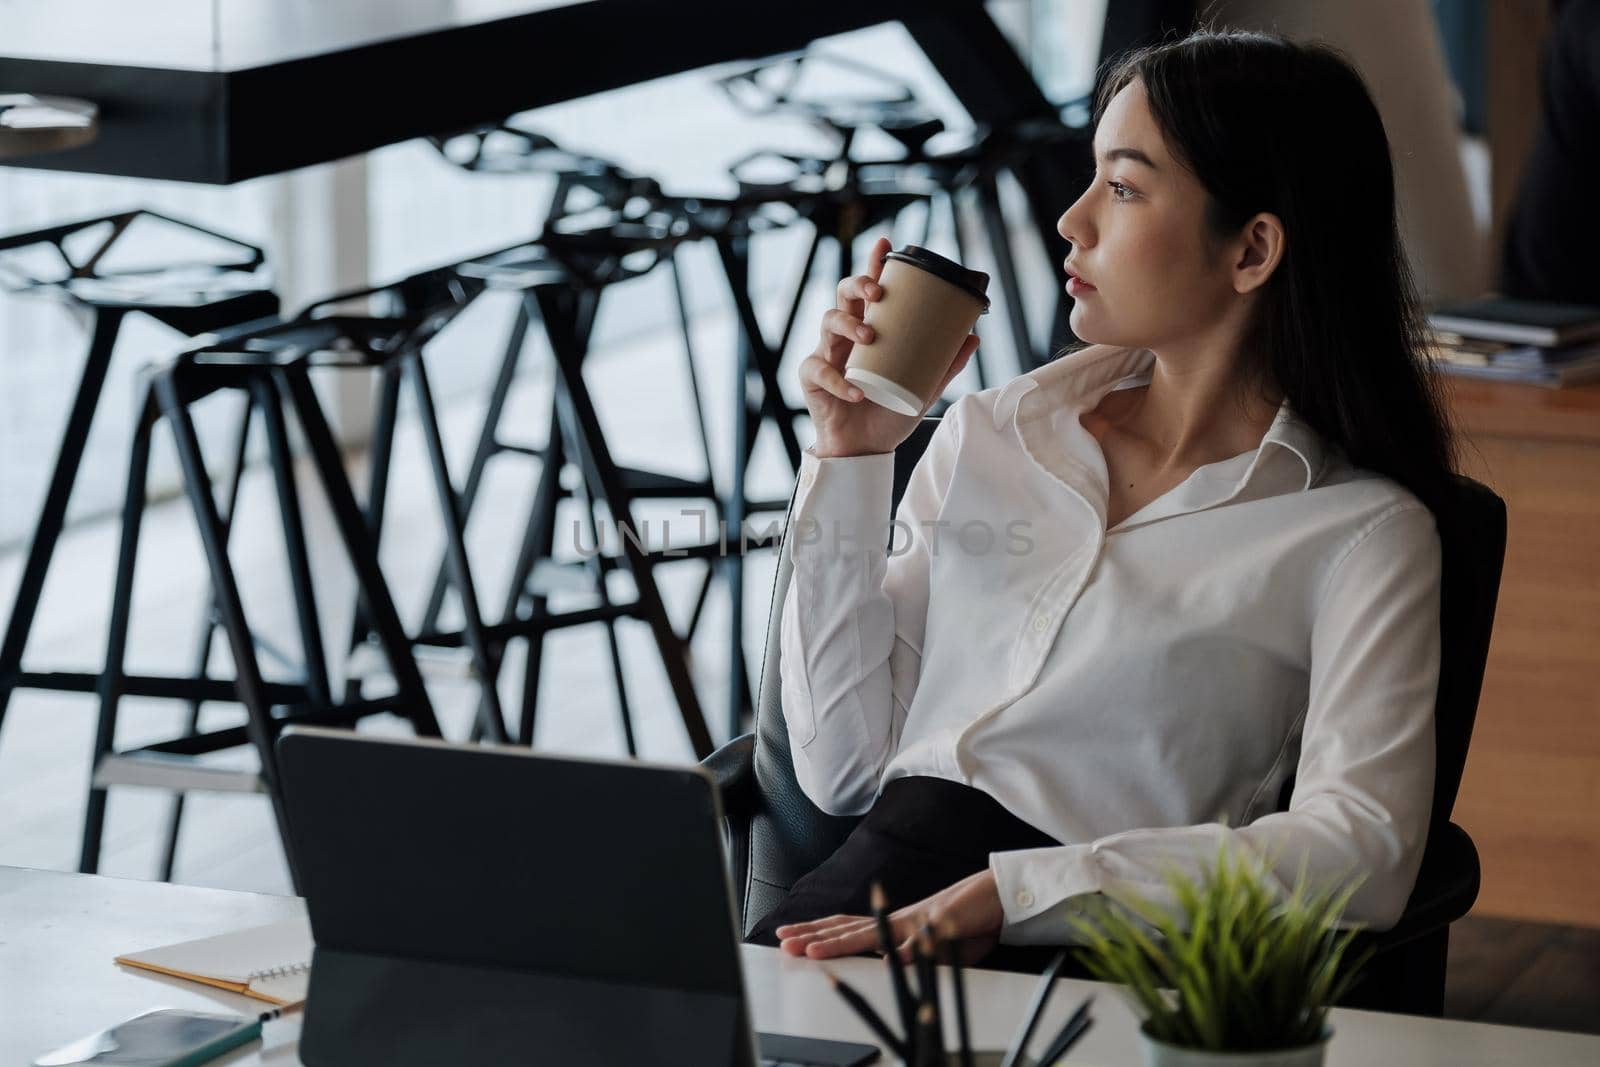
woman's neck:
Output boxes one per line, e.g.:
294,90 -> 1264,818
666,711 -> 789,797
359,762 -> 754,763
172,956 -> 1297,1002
1103,343 -> 1282,472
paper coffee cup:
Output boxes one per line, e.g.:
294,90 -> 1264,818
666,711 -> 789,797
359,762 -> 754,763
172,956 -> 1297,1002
845,245 -> 990,416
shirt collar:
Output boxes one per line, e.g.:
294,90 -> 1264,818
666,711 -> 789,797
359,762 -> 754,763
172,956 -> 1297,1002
990,345 -> 1326,492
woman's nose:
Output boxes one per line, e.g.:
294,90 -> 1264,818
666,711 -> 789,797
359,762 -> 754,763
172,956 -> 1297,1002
1058,195 -> 1092,248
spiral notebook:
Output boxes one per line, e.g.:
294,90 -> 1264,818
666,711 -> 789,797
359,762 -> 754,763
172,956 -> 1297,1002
115,917 -> 313,1006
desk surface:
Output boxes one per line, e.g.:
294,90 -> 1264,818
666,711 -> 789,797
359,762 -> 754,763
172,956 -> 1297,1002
3,866 -> 1598,1066
1440,374 -> 1600,446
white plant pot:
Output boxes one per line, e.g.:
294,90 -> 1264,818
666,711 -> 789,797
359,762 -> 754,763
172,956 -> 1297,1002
1138,1025 -> 1331,1067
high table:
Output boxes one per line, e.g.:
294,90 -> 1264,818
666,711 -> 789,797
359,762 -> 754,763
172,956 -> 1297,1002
3,865 -> 1597,1066
0,0 -> 1093,335
0,0 -> 1079,208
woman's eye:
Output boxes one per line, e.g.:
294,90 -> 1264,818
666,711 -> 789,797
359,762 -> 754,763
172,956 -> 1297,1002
1105,180 -> 1134,202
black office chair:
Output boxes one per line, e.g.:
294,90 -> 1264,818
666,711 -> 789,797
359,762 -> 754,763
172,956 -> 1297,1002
703,416 -> 1506,1017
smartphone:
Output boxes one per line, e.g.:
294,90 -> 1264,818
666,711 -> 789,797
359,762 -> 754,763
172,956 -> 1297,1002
32,1008 -> 260,1067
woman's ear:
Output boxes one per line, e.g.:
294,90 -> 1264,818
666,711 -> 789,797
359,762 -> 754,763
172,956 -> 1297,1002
1232,212 -> 1286,294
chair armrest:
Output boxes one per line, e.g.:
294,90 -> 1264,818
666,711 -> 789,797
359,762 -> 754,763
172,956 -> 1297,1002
1370,821 -> 1481,952
702,732 -> 756,819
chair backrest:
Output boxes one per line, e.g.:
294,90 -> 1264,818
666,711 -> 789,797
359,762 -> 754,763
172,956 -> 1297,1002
739,419 -> 939,934
735,419 -> 1507,936
1422,473 -> 1506,828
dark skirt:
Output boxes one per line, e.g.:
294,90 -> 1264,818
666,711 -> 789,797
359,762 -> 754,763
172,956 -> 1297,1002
744,775 -> 1090,976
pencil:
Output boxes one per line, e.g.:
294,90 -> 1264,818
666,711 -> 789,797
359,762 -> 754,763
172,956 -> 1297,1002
915,924 -> 940,1028
938,919 -> 974,1067
1035,996 -> 1094,1066
915,1001 -> 945,1067
821,965 -> 907,1059
871,882 -> 916,1039
999,948 -> 1070,1067
257,1002 -> 305,1025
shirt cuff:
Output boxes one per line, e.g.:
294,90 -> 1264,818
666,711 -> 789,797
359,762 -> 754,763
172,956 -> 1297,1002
989,845 -> 1102,946
789,445 -> 896,562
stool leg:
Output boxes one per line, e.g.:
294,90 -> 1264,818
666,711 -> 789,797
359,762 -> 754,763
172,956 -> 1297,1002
683,564 -> 716,643
667,249 -> 725,652
560,295 -> 638,742
724,307 -> 752,741
407,353 -> 509,743
344,363 -> 403,693
555,394 -> 638,758
715,233 -> 818,738
420,297 -> 532,635
80,396 -> 153,875
948,188 -> 991,391
277,365 -> 441,740
776,226 -> 823,360
252,377 -> 332,708
666,250 -> 718,489
532,286 -> 714,759
505,394 -> 565,747
162,391 -> 255,883
1,309 -> 125,735
974,173 -> 1037,374
918,193 -> 936,248
712,235 -> 804,471
154,370 -> 302,891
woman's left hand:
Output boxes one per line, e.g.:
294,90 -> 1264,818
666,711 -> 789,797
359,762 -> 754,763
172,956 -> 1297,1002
773,869 -> 1005,966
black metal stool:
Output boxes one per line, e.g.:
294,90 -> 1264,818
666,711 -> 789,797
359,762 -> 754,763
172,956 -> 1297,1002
421,211 -> 757,760
420,128 -> 805,750
86,311 -> 463,887
0,210 -> 278,768
278,266 -> 516,748
420,125 -> 784,581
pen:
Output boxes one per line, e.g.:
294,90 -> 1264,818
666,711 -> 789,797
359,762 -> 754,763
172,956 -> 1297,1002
1035,996 -> 1094,1066
938,919 -> 974,1067
871,882 -> 916,1039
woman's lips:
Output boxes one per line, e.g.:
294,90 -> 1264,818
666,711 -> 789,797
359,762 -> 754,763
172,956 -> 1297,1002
1066,273 -> 1096,296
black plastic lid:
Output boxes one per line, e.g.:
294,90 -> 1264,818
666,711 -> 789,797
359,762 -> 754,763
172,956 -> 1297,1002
883,245 -> 991,311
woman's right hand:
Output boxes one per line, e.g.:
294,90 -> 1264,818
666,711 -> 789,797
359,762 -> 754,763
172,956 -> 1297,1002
799,236 -> 980,459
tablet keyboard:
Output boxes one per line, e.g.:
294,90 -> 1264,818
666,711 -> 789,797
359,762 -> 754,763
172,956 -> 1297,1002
758,1030 -> 881,1066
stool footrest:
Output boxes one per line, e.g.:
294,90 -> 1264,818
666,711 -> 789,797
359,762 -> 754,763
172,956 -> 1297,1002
12,670 -> 309,706
617,465 -> 718,499
92,752 -> 266,795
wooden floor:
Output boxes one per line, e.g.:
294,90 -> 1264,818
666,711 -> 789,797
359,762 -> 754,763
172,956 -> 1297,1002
1446,916 -> 1600,1035
1,312 -> 1596,1035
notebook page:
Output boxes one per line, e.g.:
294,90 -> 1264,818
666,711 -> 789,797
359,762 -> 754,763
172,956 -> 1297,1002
247,966 -> 311,1006
116,916 -> 313,1003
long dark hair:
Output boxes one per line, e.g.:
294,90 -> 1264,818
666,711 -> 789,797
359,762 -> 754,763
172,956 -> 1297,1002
1092,29 -> 1460,515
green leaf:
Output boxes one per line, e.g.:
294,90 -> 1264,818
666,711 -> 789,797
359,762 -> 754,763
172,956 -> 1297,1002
1066,840 -> 1370,1052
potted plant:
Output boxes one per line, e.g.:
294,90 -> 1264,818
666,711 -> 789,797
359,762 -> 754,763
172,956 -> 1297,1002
1067,845 -> 1370,1066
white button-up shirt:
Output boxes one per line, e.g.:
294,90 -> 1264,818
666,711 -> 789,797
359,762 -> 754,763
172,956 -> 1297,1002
780,344 -> 1442,945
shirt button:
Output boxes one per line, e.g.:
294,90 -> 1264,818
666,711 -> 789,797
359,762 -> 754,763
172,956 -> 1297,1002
1016,890 -> 1035,908
1032,614 -> 1050,633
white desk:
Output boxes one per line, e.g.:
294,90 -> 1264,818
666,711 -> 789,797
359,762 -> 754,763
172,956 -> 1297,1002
3,865 -> 1597,1066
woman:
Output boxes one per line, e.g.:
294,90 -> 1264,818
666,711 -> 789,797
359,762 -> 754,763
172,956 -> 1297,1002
744,29 -> 1456,971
